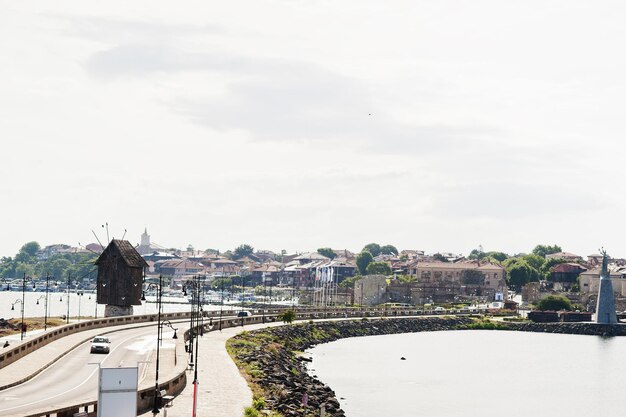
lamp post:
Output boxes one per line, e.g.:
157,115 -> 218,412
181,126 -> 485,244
192,277 -> 201,417
183,276 -> 197,368
240,269 -> 246,327
66,272 -> 71,324
182,275 -> 203,417
141,275 -> 165,415
11,299 -> 25,340
219,278 -> 224,331
262,272 -> 267,324
77,291 -> 84,322
35,295 -> 48,331
17,273 -> 36,339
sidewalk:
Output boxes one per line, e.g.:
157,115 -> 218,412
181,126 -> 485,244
142,321 -> 288,417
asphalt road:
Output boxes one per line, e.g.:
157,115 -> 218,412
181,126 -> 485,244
0,323 -> 180,417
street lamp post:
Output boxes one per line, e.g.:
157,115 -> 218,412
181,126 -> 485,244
140,275 -> 165,415
182,274 -> 203,417
11,299 -> 24,340
17,273 -> 36,339
192,277 -> 201,417
218,279 -> 224,331
183,276 -> 197,367
240,270 -> 246,327
77,291 -> 84,322
66,273 -> 71,324
35,295 -> 47,330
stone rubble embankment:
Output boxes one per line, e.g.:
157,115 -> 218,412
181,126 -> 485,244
229,317 -> 626,417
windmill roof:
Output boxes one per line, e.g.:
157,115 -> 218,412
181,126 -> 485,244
95,239 -> 148,268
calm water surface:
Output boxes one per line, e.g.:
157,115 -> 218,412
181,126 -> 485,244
0,290 -> 238,321
307,330 -> 626,417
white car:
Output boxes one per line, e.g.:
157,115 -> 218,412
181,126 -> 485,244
90,336 -> 111,354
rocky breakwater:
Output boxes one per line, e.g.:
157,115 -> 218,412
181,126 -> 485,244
501,321 -> 626,336
227,317 -> 473,417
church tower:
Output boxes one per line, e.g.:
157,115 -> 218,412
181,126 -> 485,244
140,227 -> 150,247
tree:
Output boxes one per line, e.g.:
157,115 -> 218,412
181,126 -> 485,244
316,248 -> 336,260
362,243 -> 381,257
468,247 -> 485,260
211,277 -> 233,290
20,241 -> 41,257
15,241 -> 41,263
356,251 -> 374,274
14,262 -> 34,279
521,254 -> 545,271
232,244 -> 254,259
537,295 -> 572,311
366,262 -> 391,275
278,309 -> 296,324
338,275 -> 360,288
461,269 -> 485,285
396,275 -> 417,283
485,251 -> 509,262
541,257 -> 569,280
0,256 -> 16,278
433,253 -> 448,262
532,244 -> 562,258
380,245 -> 398,256
504,259 -> 540,291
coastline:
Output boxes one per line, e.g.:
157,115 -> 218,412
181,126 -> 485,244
227,317 -> 626,417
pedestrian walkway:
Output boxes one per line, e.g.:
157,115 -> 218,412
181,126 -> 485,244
141,321 -> 288,417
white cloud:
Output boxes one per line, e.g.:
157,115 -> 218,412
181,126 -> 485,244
1,1 -> 626,258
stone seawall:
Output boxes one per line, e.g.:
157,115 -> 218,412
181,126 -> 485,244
228,317 -> 473,417
499,321 -> 626,336
228,318 -> 626,417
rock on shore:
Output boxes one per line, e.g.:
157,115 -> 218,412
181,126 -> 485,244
228,317 -> 626,417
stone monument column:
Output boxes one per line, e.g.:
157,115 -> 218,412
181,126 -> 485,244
595,249 -> 617,324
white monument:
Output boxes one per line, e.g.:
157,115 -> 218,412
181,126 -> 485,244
595,249 -> 617,324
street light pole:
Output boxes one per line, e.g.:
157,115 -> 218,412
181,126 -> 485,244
151,274 -> 163,415
44,273 -> 50,330
240,271 -> 246,327
66,272 -> 71,324
219,278 -> 224,331
21,273 -> 27,340
77,291 -> 84,322
192,275 -> 200,417
262,272 -> 267,324
11,299 -> 24,340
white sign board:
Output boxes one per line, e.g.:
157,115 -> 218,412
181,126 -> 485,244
98,367 -> 138,417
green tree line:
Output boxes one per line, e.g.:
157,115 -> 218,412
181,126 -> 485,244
0,241 -> 97,283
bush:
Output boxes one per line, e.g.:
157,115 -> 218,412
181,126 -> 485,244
278,309 -> 296,324
536,295 -> 572,311
244,406 -> 259,417
252,396 -> 266,410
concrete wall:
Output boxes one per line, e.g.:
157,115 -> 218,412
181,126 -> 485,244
354,275 -> 388,306
0,311 -> 191,371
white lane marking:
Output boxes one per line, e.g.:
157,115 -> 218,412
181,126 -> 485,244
1,324 -> 159,392
0,331 -> 148,412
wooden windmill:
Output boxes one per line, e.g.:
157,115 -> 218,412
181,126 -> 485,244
95,239 -> 147,317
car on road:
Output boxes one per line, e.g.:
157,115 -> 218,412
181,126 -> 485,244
237,311 -> 252,317
434,306 -> 446,313
90,336 -> 111,354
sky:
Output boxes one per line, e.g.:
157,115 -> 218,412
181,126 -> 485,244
1,1 -> 626,258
